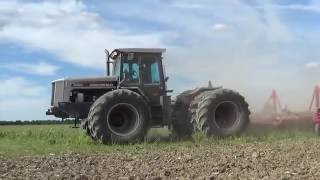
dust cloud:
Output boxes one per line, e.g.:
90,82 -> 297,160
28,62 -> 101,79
164,45 -> 320,114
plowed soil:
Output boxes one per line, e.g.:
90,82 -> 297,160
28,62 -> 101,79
2,139 -> 320,180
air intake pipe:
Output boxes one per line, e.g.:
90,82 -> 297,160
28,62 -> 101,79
105,49 -> 110,76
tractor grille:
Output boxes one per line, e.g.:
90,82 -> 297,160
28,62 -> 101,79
51,82 -> 55,106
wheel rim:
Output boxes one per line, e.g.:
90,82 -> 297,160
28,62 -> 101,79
106,103 -> 140,136
212,101 -> 240,129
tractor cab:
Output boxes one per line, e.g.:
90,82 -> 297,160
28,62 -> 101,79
107,48 -> 168,105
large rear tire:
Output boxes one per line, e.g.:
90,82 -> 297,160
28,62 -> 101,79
170,89 -> 223,138
81,118 -> 90,136
197,89 -> 250,137
81,118 -> 96,140
87,89 -> 150,144
170,90 -> 194,138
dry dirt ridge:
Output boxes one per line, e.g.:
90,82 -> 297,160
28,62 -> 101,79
2,139 -> 320,180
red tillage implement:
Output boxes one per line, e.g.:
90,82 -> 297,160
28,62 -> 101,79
310,85 -> 320,134
261,90 -> 299,125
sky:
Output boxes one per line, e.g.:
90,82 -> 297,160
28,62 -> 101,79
0,0 -> 320,120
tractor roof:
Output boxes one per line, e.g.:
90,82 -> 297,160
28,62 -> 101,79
114,48 -> 166,54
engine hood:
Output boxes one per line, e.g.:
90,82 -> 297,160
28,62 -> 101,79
64,76 -> 117,82
53,76 -> 118,88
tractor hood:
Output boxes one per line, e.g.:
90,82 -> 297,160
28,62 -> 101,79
53,76 -> 118,88
49,76 -> 118,107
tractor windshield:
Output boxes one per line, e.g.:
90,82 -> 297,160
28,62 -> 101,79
123,59 -> 140,84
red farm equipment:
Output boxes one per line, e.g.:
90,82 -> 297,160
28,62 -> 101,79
309,85 -> 320,135
251,89 -> 314,129
258,90 -> 299,126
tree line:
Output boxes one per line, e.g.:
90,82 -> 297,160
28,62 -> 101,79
0,119 -> 75,125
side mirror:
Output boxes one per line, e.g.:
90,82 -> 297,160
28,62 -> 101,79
165,76 -> 169,82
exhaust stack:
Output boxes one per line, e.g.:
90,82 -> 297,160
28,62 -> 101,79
105,49 -> 110,76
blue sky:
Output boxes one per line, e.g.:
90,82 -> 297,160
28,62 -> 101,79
0,0 -> 320,120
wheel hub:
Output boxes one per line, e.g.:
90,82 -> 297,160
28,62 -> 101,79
107,103 -> 140,136
213,101 -> 240,129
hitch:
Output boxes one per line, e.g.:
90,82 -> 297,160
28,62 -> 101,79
71,117 -> 80,128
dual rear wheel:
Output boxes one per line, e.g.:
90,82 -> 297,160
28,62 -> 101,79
196,89 -> 250,137
171,88 -> 250,138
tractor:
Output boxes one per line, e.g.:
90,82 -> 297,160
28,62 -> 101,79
46,48 -> 250,143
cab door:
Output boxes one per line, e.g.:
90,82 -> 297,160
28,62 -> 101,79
140,55 -> 165,105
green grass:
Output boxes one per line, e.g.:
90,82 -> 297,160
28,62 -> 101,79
0,124 -> 317,157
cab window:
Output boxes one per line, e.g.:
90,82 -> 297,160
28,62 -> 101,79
142,59 -> 161,84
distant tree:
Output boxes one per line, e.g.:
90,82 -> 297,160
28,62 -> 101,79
0,119 -> 75,125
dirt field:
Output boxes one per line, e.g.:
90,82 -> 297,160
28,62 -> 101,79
1,121 -> 320,179
0,108 -> 315,179
1,139 -> 320,179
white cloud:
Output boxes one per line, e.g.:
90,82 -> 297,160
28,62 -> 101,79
0,62 -> 59,75
305,62 -> 320,69
0,77 -> 46,98
170,2 -> 203,9
0,98 -> 49,120
211,23 -> 232,32
0,0 -> 163,68
111,1 -> 292,44
261,4 -> 320,13
0,77 -> 50,120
